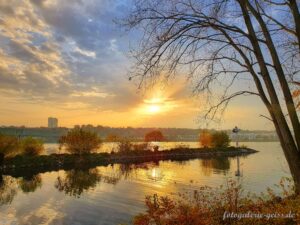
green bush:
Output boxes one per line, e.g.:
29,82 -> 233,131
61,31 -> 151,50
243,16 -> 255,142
21,137 -> 44,156
59,128 -> 102,154
211,131 -> 230,148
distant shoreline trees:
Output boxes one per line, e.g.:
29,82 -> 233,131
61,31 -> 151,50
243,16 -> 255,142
144,130 -> 165,142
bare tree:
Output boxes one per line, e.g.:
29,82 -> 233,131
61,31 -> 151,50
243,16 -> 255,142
123,0 -> 300,193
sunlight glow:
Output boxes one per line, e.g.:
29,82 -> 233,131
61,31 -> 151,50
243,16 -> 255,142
148,104 -> 161,113
144,98 -> 163,104
137,95 -> 179,115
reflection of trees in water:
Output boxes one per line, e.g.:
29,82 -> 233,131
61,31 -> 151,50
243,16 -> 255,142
0,175 -> 18,205
0,173 -> 43,205
201,157 -> 230,176
117,162 -> 166,182
117,162 -> 159,179
18,175 -> 42,193
55,168 -> 119,198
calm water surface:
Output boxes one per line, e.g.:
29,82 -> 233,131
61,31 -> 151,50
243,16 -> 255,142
0,142 -> 291,225
43,142 -> 201,154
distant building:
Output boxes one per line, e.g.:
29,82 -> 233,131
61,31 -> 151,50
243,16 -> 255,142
48,117 -> 58,128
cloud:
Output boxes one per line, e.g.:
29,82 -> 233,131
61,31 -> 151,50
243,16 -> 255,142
74,47 -> 96,58
0,0 -> 221,128
0,0 -> 136,111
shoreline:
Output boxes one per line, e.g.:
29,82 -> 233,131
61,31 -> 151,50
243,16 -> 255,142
1,147 -> 258,177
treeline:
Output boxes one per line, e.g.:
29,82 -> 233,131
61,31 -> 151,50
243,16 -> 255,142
0,126 -> 202,142
0,127 -> 68,143
0,126 -> 278,143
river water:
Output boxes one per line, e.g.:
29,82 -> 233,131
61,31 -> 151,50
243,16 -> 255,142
0,142 -> 291,225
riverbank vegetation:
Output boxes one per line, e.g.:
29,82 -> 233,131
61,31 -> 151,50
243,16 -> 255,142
0,129 -> 255,172
133,178 -> 299,225
0,146 -> 256,175
200,131 -> 230,148
116,138 -> 149,153
0,134 -> 44,160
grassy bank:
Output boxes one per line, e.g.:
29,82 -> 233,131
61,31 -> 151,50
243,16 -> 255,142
1,146 -> 257,175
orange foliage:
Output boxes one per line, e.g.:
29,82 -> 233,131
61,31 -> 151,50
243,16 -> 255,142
144,130 -> 165,142
199,130 -> 212,147
133,178 -> 300,225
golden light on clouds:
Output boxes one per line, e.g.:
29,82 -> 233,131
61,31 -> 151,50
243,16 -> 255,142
137,91 -> 179,115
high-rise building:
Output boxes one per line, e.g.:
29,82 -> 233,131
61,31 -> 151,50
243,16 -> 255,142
48,117 -> 58,128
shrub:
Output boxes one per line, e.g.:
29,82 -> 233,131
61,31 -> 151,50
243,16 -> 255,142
59,128 -> 102,154
21,137 -> 44,156
144,130 -> 165,142
0,134 -> 21,159
211,131 -> 230,148
199,130 -> 212,147
0,134 -> 20,157
133,178 -> 299,225
117,138 -> 133,153
117,139 -> 148,153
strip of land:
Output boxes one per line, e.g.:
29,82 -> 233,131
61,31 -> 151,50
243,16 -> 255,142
0,147 -> 258,177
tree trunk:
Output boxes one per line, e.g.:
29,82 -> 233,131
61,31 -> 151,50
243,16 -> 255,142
270,109 -> 300,194
246,1 -> 300,150
238,0 -> 300,194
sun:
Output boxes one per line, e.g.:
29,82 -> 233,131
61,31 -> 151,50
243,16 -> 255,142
137,94 -> 177,115
148,104 -> 161,113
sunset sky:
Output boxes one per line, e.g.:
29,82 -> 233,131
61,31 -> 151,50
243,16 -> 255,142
0,0 -> 274,130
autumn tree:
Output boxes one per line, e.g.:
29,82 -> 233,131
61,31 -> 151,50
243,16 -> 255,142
199,130 -> 212,147
144,130 -> 165,142
123,0 -> 300,193
59,128 -> 102,154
